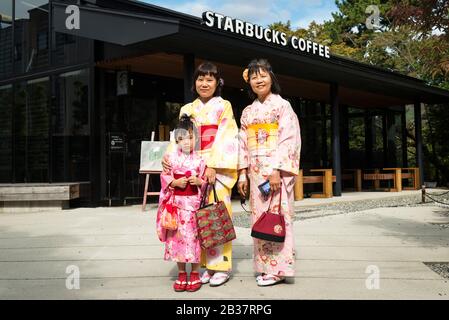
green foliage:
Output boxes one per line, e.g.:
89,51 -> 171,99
270,0 -> 449,183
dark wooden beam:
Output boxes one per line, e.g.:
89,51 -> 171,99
331,83 -> 342,196
414,100 -> 424,186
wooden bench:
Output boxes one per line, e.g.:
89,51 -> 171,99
399,167 -> 420,190
363,168 -> 401,192
295,169 -> 336,200
0,183 -> 83,212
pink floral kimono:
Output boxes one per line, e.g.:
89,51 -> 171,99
165,96 -> 238,271
238,93 -> 301,277
156,148 -> 207,263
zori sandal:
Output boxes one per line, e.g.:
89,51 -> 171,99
173,272 -> 188,292
186,271 -> 202,292
210,272 -> 230,287
256,274 -> 285,287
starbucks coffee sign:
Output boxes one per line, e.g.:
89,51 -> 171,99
202,11 -> 330,59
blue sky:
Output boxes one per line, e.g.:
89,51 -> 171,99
138,0 -> 338,29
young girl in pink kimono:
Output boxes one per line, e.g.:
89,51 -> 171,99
156,115 -> 207,292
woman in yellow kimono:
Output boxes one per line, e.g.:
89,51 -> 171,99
162,62 -> 238,286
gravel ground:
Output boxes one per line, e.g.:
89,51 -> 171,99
424,262 -> 449,280
232,192 -> 449,228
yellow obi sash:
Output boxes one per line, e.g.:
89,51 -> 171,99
247,123 -> 278,152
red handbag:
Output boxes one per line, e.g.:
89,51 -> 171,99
251,186 -> 285,242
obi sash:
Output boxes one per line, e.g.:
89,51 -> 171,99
247,123 -> 279,151
173,173 -> 198,196
198,124 -> 218,150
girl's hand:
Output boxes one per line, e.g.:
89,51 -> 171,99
205,167 -> 216,185
172,177 -> 188,189
162,155 -> 171,172
268,169 -> 281,193
188,176 -> 203,186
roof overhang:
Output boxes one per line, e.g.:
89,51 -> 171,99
54,0 -> 449,105
52,1 -> 179,46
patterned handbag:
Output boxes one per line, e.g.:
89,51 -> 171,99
196,184 -> 236,249
251,186 -> 286,243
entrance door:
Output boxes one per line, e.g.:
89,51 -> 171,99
104,95 -> 158,204
101,71 -> 184,205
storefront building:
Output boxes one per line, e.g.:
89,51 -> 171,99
1,0 -> 449,206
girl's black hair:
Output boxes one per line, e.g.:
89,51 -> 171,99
192,61 -> 223,98
174,114 -> 198,144
246,58 -> 281,101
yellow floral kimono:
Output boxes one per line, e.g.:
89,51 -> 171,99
166,96 -> 238,271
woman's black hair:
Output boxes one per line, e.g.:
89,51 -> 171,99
246,58 -> 281,101
191,61 -> 223,98
174,114 -> 199,145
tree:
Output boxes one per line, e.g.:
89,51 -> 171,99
270,0 -> 449,184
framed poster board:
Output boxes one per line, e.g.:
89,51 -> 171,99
139,141 -> 170,172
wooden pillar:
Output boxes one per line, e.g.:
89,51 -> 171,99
393,168 -> 402,192
414,100 -> 424,186
183,54 -> 195,103
331,83 -> 342,196
323,169 -> 333,198
354,169 -> 362,192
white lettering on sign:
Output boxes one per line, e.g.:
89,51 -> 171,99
203,11 -> 214,27
202,11 -> 330,59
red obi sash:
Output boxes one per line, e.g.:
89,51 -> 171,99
173,173 -> 198,196
198,124 -> 218,150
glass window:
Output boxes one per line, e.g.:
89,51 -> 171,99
394,113 -> 403,167
0,84 -> 13,182
53,16 -> 92,66
13,77 -> 50,183
14,81 -> 27,182
348,117 -> 365,150
14,0 -> 49,74
53,69 -> 90,182
27,77 -> 49,182
0,0 -> 13,79
373,115 -> 384,151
